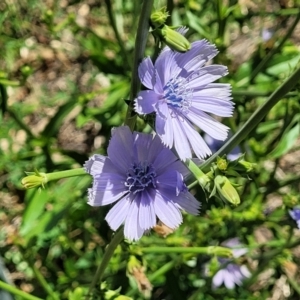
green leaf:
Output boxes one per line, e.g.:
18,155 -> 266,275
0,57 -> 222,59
269,122 -> 300,158
20,189 -> 49,236
267,55 -> 300,77
256,120 -> 281,134
42,99 -> 78,138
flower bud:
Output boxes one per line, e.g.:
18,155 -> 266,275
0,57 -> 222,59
207,246 -> 233,258
159,25 -> 191,52
115,296 -> 133,300
217,156 -> 228,171
21,171 -> 47,189
237,158 -> 255,173
68,287 -> 84,300
150,7 -> 169,28
127,256 -> 152,298
227,154 -> 256,176
214,175 -> 240,205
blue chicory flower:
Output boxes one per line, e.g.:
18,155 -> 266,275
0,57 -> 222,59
289,208 -> 300,229
134,39 -> 233,161
212,238 -> 251,289
84,126 -> 200,241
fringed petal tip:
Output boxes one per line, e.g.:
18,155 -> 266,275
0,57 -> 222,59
84,154 -> 106,175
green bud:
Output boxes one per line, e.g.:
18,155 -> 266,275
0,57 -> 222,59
45,9 -> 53,17
115,296 -> 133,300
237,158 -> 256,172
159,25 -> 191,52
21,171 -> 47,189
207,246 -> 233,258
217,156 -> 228,171
226,154 -> 256,177
150,7 -> 169,27
207,256 -> 220,275
21,65 -> 33,77
214,175 -> 240,205
127,255 -> 142,273
21,168 -> 86,189
186,159 -> 211,191
68,287 -> 84,300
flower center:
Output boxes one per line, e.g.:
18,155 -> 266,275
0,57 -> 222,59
163,77 -> 192,110
125,162 -> 156,194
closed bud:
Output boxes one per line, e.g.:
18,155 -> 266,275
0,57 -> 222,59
217,156 -> 228,171
159,25 -> 191,52
214,175 -> 240,205
227,154 -> 256,175
237,159 -> 255,172
115,296 -> 133,300
127,255 -> 142,273
209,246 -> 233,258
150,7 -> 169,27
68,287 -> 84,300
21,171 -> 47,189
127,256 -> 152,298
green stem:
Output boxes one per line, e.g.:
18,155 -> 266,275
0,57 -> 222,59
285,275 -> 300,296
104,0 -> 131,70
200,65 -> 300,171
126,260 -> 176,297
7,107 -> 35,138
0,280 -> 43,300
124,0 -> 154,131
139,246 -> 232,257
31,264 -> 59,300
22,168 -> 87,189
232,90 -> 297,98
262,173 -> 300,194
237,11 -> 300,87
149,260 -> 176,281
215,0 -> 226,43
248,8 -> 300,16
86,229 -> 124,300
186,160 -> 210,190
46,168 -> 87,181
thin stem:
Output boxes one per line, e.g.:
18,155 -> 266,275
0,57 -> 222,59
126,260 -> 177,297
104,0 -> 131,69
46,168 -> 87,181
124,0 -> 154,131
199,65 -> 300,171
215,0 -> 226,44
0,280 -> 43,300
7,107 -> 35,138
249,11 -> 300,82
247,8 -> 300,16
86,229 -> 124,300
237,11 -> 300,87
232,90 -> 297,98
262,173 -> 300,194
139,246 -> 232,257
22,168 -> 88,189
285,274 -> 300,296
31,264 -> 59,300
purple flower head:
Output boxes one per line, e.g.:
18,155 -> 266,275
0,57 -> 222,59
212,238 -> 250,289
289,208 -> 300,229
84,126 -> 200,241
134,38 -> 233,161
261,28 -> 274,42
